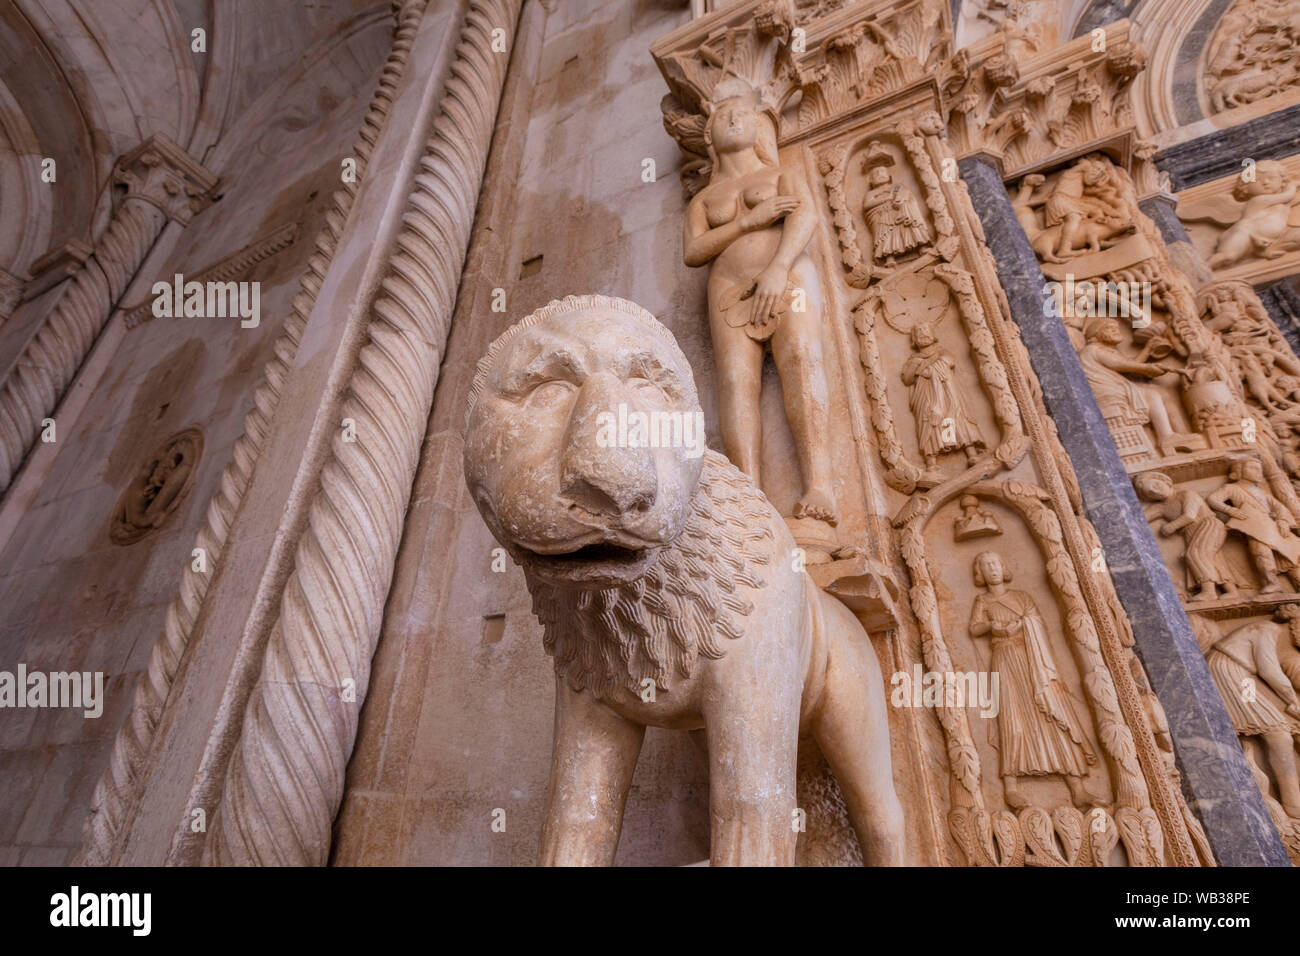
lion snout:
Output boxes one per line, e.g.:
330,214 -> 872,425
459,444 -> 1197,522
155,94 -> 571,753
560,371 -> 657,518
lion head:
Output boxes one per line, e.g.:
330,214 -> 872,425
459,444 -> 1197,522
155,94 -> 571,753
464,295 -> 707,591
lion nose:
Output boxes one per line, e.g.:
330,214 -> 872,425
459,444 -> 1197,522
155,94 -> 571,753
561,372 -> 657,517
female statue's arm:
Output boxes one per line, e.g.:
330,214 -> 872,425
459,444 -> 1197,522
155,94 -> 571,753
750,172 -> 815,323
763,171 -> 815,276
682,192 -> 799,267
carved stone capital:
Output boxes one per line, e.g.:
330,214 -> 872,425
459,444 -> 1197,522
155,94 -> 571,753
942,20 -> 1144,181
24,239 -> 92,299
653,0 -> 951,194
112,134 -> 218,225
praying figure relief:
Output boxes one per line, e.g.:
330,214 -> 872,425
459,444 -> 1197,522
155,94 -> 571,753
861,145 -> 931,265
1208,457 -> 1300,594
968,551 -> 1100,809
683,77 -> 836,524
901,320 -> 984,469
1133,472 -> 1243,602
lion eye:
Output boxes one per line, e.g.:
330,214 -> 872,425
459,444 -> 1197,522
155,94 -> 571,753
525,380 -> 574,407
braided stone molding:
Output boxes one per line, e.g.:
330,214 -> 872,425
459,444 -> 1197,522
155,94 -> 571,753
122,222 -> 300,329
0,135 -> 215,497
203,0 -> 521,866
78,0 -> 430,867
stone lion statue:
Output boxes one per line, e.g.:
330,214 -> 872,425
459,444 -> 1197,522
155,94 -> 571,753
463,293 -> 904,866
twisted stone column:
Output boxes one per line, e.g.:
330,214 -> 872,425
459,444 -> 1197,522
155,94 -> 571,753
78,2 -> 430,867
0,136 -> 214,495
0,268 -> 23,322
204,0 -> 522,866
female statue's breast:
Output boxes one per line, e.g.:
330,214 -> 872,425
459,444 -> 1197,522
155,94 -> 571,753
743,183 -> 777,208
705,191 -> 738,228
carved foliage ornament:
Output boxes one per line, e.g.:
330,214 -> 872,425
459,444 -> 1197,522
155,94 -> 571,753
941,21 -> 1145,180
656,0 -> 950,195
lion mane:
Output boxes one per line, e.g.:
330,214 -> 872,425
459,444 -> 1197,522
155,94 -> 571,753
526,450 -> 774,699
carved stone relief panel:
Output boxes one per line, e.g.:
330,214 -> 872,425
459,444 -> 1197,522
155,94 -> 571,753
1178,155 -> 1300,287
1013,150 -> 1300,861
1203,0 -> 1300,117
1192,611 -> 1300,859
654,0 -> 1203,867
109,428 -> 203,545
941,20 -> 1145,182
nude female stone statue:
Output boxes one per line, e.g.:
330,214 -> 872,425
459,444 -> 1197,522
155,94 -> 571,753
683,77 -> 836,524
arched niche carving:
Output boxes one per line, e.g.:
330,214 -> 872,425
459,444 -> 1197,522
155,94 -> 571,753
900,478 -> 1167,865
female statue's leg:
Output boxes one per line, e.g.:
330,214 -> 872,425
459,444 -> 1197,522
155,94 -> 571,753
771,292 -> 836,524
710,316 -> 765,482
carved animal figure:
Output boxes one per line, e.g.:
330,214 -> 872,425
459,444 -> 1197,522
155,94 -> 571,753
1013,171 -> 1125,264
463,294 -> 905,866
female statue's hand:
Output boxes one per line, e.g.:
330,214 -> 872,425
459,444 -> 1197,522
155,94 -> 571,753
741,195 -> 801,231
749,264 -> 788,327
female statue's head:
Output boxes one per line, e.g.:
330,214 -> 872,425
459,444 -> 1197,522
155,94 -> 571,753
704,77 -> 779,171
973,550 -> 1009,588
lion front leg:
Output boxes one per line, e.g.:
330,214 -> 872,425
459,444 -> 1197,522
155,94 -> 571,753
703,680 -> 800,866
540,678 -> 645,866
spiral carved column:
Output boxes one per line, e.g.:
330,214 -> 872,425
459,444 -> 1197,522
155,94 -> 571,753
0,135 -> 215,496
203,0 -> 522,866
78,1 -> 430,867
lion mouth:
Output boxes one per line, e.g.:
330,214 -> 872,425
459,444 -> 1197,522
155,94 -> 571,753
518,535 -> 657,586
538,541 -> 645,563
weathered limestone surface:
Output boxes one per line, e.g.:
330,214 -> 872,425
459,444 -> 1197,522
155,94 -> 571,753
5,0 -> 1300,869
0,2 -> 396,867
963,156 -> 1290,866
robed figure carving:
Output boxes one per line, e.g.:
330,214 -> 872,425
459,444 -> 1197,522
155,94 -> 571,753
968,551 -> 1099,809
901,320 -> 984,470
683,77 -> 836,525
861,149 -> 930,265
